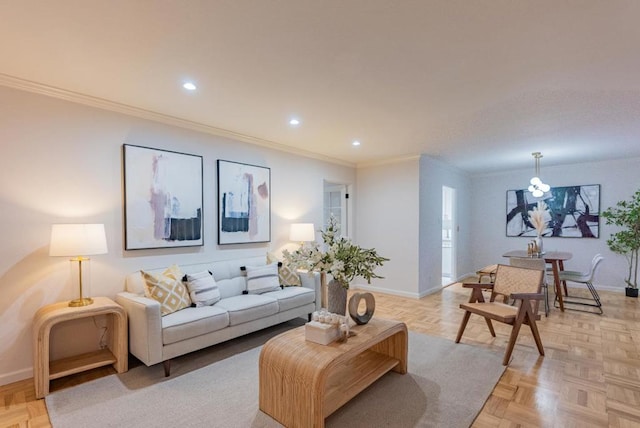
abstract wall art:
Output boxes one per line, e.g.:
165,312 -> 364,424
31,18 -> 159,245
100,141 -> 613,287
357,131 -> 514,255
506,184 -> 600,238
217,159 -> 271,244
123,144 -> 203,250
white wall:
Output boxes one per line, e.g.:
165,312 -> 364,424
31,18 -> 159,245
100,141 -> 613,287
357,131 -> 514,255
469,157 -> 640,289
0,86 -> 356,385
354,158 -> 420,297
419,156 -> 473,296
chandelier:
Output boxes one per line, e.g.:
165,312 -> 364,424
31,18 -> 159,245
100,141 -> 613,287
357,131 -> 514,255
528,152 -> 550,197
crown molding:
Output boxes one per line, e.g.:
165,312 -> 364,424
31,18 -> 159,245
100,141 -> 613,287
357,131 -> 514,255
356,154 -> 421,169
0,73 -> 354,168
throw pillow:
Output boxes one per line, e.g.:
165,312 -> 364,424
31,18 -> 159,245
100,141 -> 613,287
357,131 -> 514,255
141,265 -> 191,316
185,271 -> 221,307
246,263 -> 281,294
266,252 -> 301,286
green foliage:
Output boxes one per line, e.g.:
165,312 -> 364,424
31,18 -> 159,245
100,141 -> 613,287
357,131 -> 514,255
283,215 -> 389,288
601,190 -> 640,288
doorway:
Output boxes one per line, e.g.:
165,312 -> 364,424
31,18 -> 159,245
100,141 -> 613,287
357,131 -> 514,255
442,186 -> 456,286
323,181 -> 349,238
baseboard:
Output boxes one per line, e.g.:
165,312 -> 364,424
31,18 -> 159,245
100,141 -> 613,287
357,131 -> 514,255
0,367 -> 32,387
351,284 -> 421,299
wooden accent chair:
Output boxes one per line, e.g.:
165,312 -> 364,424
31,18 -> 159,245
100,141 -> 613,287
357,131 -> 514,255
455,264 -> 545,365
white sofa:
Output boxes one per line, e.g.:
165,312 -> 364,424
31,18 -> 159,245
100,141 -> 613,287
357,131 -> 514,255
116,256 -> 320,376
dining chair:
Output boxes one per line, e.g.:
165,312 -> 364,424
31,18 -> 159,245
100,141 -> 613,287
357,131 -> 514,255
509,257 -> 549,317
556,254 -> 604,314
455,264 -> 545,365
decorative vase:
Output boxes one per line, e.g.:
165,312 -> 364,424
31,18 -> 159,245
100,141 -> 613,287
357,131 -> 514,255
327,279 -> 348,315
535,235 -> 544,255
348,292 -> 376,325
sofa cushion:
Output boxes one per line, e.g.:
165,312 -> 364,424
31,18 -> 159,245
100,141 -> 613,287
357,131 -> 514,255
161,305 -> 230,345
214,295 -> 279,326
185,271 -> 221,307
245,263 -> 281,294
267,252 -> 301,286
262,286 -> 315,312
142,265 -> 191,316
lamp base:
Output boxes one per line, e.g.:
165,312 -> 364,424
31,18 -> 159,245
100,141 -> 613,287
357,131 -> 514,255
68,297 -> 94,307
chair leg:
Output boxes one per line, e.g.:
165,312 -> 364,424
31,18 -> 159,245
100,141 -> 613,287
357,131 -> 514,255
485,318 -> 496,337
586,281 -> 602,306
503,303 -> 532,366
455,311 -> 471,343
543,283 -> 549,317
527,314 -> 545,356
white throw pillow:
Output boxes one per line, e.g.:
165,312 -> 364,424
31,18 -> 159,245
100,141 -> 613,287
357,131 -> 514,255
246,263 -> 281,294
185,271 -> 221,307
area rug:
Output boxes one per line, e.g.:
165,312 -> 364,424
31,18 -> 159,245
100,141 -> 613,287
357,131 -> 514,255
46,324 -> 505,428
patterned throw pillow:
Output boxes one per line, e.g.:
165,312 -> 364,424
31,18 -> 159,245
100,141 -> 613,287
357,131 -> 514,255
185,271 -> 221,307
266,252 -> 301,286
246,263 -> 282,294
141,265 -> 191,316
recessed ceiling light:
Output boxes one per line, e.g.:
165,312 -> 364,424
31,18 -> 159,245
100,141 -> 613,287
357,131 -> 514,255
289,118 -> 300,126
183,82 -> 197,91
352,140 -> 361,146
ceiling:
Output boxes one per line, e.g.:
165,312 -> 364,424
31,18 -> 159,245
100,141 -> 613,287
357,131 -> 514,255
2,1 -> 640,174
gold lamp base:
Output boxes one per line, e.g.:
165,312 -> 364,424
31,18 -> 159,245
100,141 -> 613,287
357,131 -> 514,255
69,297 -> 94,307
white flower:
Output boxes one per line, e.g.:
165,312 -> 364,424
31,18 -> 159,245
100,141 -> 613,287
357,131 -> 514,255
283,215 -> 388,289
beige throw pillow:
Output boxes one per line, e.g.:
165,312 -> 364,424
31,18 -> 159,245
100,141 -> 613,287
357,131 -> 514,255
142,265 -> 191,316
266,252 -> 301,286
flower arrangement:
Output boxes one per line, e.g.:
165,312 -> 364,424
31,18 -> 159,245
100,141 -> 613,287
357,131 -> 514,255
283,216 -> 388,289
528,201 -> 550,236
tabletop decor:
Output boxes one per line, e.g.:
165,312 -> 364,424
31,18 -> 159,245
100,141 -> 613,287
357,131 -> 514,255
528,201 -> 550,255
283,215 -> 388,315
602,189 -> 640,297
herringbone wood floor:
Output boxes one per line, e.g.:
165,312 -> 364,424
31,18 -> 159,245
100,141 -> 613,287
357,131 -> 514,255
2,282 -> 640,427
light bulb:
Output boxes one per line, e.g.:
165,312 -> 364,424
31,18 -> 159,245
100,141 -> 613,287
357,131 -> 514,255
540,183 -> 550,192
532,189 -> 544,198
530,177 -> 541,185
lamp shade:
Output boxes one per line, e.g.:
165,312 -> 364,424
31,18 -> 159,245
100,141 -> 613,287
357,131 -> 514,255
49,224 -> 108,256
289,223 -> 315,242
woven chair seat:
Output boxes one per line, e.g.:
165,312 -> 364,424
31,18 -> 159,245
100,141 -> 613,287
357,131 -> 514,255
460,302 -> 517,323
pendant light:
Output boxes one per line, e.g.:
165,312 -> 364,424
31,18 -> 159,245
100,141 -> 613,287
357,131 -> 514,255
528,152 -> 550,197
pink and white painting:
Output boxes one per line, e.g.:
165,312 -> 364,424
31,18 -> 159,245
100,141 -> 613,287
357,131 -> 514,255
217,160 -> 270,244
123,144 -> 203,250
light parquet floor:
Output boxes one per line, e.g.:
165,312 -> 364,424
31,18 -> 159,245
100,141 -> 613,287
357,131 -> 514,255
2,282 -> 640,427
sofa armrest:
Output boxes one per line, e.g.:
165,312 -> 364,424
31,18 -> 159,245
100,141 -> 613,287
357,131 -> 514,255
115,292 -> 163,366
298,271 -> 321,311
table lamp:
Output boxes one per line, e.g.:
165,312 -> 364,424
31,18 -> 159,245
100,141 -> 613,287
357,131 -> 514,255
289,223 -> 315,245
49,223 -> 108,307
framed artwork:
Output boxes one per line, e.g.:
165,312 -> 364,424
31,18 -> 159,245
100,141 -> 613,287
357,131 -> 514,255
506,184 -> 600,238
123,144 -> 203,250
217,159 -> 271,244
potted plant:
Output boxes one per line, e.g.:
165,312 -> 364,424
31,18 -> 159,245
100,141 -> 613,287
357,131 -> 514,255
601,190 -> 640,297
283,215 -> 388,314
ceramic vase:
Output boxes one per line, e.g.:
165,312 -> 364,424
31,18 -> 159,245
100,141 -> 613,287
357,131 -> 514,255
327,279 -> 348,315
535,234 -> 544,255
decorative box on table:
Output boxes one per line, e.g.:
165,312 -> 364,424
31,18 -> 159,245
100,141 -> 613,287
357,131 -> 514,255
305,321 -> 341,345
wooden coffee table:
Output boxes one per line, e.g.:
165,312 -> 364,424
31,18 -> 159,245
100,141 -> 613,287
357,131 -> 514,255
259,317 -> 408,428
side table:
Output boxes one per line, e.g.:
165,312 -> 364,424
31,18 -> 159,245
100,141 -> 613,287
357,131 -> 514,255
32,296 -> 128,398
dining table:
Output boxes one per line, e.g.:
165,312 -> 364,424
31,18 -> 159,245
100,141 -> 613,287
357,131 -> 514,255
502,250 -> 573,312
